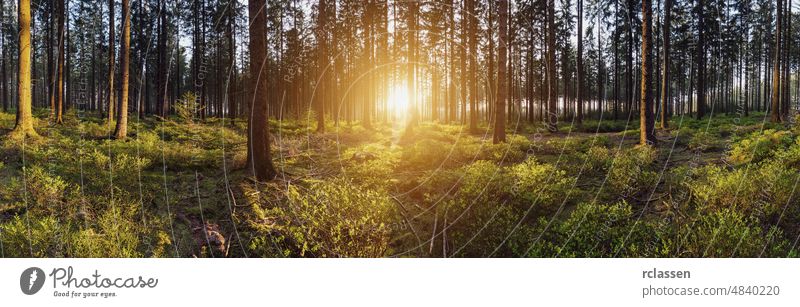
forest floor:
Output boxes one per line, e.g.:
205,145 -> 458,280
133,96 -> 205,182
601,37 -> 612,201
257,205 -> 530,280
1,109 -> 799,258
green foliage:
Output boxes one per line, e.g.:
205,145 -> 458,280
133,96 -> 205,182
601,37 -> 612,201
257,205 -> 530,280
606,146 -> 658,197
0,215 -> 70,257
509,157 -> 575,216
527,201 -> 665,257
3,111 -> 800,258
343,143 -> 401,188
728,129 -> 794,165
687,131 -> 719,152
22,166 -> 70,213
174,92 -> 201,123
249,178 -> 397,257
676,209 -> 789,257
69,205 -> 144,257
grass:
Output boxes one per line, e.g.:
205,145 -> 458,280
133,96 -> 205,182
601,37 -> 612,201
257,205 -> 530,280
0,109 -> 798,257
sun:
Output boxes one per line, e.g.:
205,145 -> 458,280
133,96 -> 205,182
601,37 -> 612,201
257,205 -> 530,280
386,84 -> 409,116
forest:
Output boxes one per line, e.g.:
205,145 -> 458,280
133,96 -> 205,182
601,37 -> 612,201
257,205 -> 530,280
0,0 -> 798,258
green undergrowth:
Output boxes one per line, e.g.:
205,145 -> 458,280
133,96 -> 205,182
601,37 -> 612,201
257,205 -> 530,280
1,110 -> 798,257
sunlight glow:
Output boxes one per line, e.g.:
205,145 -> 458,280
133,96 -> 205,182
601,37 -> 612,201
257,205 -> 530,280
387,84 -> 409,119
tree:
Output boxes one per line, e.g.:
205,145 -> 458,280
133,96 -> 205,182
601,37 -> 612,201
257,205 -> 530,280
640,0 -> 656,145
156,0 -> 168,117
113,0 -> 131,139
468,0 -> 478,133
546,0 -> 557,132
247,0 -> 277,181
10,0 -> 38,138
494,0 -> 508,144
55,0 -> 66,124
107,0 -> 115,126
0,0 -> 6,113
576,0 -> 584,124
770,0 -> 783,123
315,0 -> 327,132
659,0 -> 672,129
696,0 -> 706,119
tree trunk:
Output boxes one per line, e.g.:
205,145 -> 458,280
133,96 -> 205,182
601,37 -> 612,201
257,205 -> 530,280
640,0 -> 656,145
659,0 -> 671,128
56,0 -> 66,124
494,0 -> 508,144
546,0 -> 557,132
113,0 -> 131,139
468,0 -> 478,133
227,0 -> 237,122
107,0 -> 115,126
771,0 -> 783,122
12,0 -> 38,138
696,0 -> 706,119
315,0 -> 327,132
246,0 -> 277,181
577,0 -> 584,124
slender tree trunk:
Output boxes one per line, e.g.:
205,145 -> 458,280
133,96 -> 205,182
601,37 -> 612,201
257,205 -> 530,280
771,0 -> 783,122
113,0 -> 131,139
363,0 -> 374,129
246,0 -> 277,181
107,0 -> 115,126
546,0 -> 557,132
227,0 -> 237,122
659,0 -> 671,128
494,0 -> 508,144
640,0 -> 656,145
468,0 -> 478,133
157,0 -> 167,117
460,0 -> 467,125
627,0 -> 634,119
1,1 -> 7,113
316,0 -> 327,132
56,0 -> 66,124
12,0 -> 38,138
781,0 -> 790,118
696,0 -> 706,119
577,0 -> 584,124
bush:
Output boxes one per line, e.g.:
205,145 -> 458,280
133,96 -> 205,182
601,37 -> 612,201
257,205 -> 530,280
174,92 -> 201,123
22,166 -> 72,216
687,131 -> 718,152
69,205 -> 144,257
527,201 -> 665,257
0,215 -> 70,257
250,178 -> 397,257
342,143 -> 400,188
676,209 -> 789,257
444,161 -> 529,257
689,161 -> 799,218
606,146 -> 658,197
509,157 -> 575,217
728,129 -> 794,165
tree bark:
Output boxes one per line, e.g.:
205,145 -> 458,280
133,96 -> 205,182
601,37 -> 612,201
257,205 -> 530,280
246,0 -> 277,181
696,0 -> 706,119
640,0 -> 656,145
494,0 -> 508,144
56,0 -> 66,124
659,0 -> 671,128
577,0 -> 583,124
107,0 -> 115,126
113,0 -> 131,139
546,0 -> 557,132
11,0 -> 38,138
771,0 -> 783,122
315,0 -> 327,132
